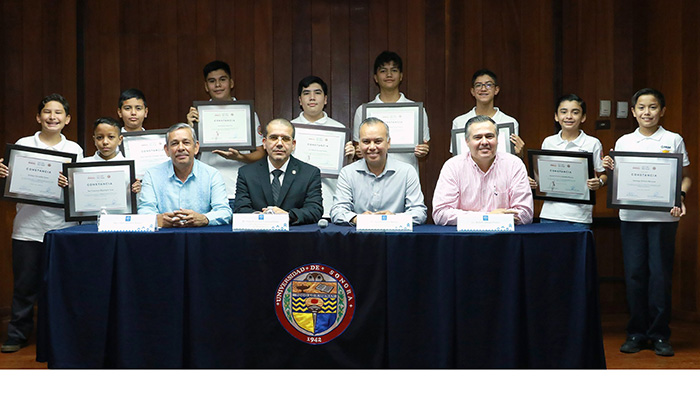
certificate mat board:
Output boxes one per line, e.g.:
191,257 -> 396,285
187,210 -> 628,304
361,102 -> 423,152
527,149 -> 596,204
1,144 -> 78,208
291,123 -> 349,177
194,100 -> 256,151
121,129 -> 169,179
607,151 -> 683,212
63,161 -> 137,222
451,122 -> 515,155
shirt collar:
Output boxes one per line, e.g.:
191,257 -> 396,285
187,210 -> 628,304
267,157 -> 290,174
634,126 -> 665,141
555,130 -> 585,145
169,159 -> 199,182
357,155 -> 397,178
466,151 -> 499,175
297,111 -> 330,125
33,131 -> 67,150
372,92 -> 407,103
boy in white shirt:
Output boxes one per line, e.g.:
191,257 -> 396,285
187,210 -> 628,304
0,94 -> 83,353
352,51 -> 430,175
529,94 -> 606,227
451,69 -> 523,157
603,88 -> 692,357
117,89 -> 148,132
291,76 -> 355,218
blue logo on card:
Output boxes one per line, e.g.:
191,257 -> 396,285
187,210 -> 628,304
482,215 -> 489,221
382,215 -> 387,220
125,216 -> 131,221
258,214 -> 265,220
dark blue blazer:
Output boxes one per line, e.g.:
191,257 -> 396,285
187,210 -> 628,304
233,155 -> 323,225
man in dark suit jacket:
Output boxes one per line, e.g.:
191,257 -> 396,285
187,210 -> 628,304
234,118 -> 323,225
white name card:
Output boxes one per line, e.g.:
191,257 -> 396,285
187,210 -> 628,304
356,214 -> 413,231
232,213 -> 290,231
98,214 -> 157,232
457,213 -> 515,232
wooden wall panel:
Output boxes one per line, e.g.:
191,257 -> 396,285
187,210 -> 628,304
0,0 -> 78,321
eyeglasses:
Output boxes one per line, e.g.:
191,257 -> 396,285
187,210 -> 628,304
268,134 -> 293,142
473,82 -> 496,90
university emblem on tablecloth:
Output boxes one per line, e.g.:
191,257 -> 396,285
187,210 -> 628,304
275,263 -> 355,345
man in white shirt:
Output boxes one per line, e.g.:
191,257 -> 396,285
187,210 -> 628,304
331,117 -> 427,225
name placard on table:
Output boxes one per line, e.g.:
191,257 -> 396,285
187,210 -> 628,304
356,214 -> 413,231
98,214 -> 157,232
457,213 -> 514,232
232,213 -> 290,231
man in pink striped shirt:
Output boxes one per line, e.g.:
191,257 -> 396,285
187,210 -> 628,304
432,115 -> 533,225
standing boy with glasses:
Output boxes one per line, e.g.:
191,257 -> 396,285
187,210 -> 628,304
451,69 -> 523,157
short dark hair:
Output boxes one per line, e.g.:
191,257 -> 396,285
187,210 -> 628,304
265,118 -> 295,139
556,94 -> 586,115
93,116 -> 122,131
118,88 -> 147,108
373,51 -> 403,74
465,115 -> 497,138
471,69 -> 498,86
631,88 -> 665,109
297,76 -> 328,97
38,93 -> 70,115
203,60 -> 231,79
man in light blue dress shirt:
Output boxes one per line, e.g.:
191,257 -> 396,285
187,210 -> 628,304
331,117 -> 427,225
138,123 -> 232,227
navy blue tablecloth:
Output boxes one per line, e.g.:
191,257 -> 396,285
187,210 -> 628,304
37,223 -> 605,369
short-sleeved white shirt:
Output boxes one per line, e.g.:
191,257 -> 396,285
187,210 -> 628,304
614,126 -> 690,223
291,111 -> 346,218
352,93 -> 430,174
538,131 -> 604,224
198,97 -> 264,199
450,107 -> 519,155
12,132 -> 84,242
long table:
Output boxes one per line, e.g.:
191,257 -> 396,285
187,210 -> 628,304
37,223 -> 606,368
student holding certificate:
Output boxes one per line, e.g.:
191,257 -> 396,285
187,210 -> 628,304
352,51 -> 430,175
603,88 -> 692,357
529,94 -> 606,227
0,94 -> 83,353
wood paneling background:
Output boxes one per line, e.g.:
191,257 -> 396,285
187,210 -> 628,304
1,0 -> 699,323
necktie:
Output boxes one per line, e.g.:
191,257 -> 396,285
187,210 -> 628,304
271,169 -> 282,205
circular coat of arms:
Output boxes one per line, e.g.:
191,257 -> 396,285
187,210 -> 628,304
275,263 -> 355,345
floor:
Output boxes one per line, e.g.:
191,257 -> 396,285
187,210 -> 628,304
1,313 -> 698,369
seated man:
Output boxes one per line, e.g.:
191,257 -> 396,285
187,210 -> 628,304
331,117 -> 427,225
138,123 -> 232,227
234,119 -> 323,225
433,115 -> 533,225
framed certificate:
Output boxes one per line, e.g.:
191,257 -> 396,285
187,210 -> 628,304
121,129 -> 169,179
361,102 -> 423,152
607,151 -> 683,212
528,149 -> 596,204
63,161 -> 137,222
194,100 -> 256,151
1,144 -> 78,208
451,122 -> 515,155
292,124 -> 349,178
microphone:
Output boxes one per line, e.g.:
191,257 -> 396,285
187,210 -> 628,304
318,219 -> 329,228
